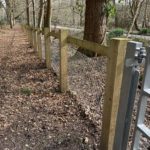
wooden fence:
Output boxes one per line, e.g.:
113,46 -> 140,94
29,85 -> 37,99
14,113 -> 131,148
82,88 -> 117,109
22,25 -> 128,150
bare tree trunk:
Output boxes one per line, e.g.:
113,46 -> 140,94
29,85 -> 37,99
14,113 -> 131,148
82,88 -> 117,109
79,12 -> 83,26
112,0 -> 118,27
70,0 -> 75,25
142,0 -> 148,28
5,0 -> 13,28
134,18 -> 140,31
84,0 -> 107,43
12,0 -> 15,26
9,3 -> 13,28
9,0 -> 13,29
44,0 -> 52,29
38,0 -> 45,28
32,0 -> 36,27
79,0 -> 107,56
26,0 -> 30,26
128,0 -> 144,36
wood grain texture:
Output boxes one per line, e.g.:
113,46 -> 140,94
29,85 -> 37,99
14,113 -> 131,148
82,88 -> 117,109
37,30 -> 42,60
101,38 -> 128,150
67,36 -> 109,56
59,29 -> 68,93
44,28 -> 51,68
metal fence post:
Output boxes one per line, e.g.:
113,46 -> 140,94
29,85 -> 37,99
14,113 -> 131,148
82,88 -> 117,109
132,46 -> 150,149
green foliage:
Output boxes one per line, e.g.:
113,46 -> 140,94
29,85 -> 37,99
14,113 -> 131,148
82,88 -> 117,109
104,1 -> 116,17
20,87 -> 32,96
139,28 -> 150,35
108,28 -> 124,39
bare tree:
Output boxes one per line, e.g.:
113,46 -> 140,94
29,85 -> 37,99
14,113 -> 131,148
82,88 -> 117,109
79,0 -> 108,56
142,0 -> 149,28
44,0 -> 52,29
38,0 -> 45,28
5,0 -> 13,28
127,0 -> 144,36
31,0 -> 36,27
26,0 -> 30,26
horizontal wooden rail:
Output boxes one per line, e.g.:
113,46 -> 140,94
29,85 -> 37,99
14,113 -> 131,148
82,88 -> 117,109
67,36 -> 109,57
46,30 -> 59,39
44,30 -> 109,57
23,25 -> 130,150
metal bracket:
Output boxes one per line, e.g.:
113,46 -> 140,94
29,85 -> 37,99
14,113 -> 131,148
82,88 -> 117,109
135,47 -> 147,64
126,46 -> 146,67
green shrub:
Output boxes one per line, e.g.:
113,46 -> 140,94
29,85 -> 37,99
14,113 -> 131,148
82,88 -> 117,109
20,87 -> 32,96
139,28 -> 150,35
108,28 -> 125,39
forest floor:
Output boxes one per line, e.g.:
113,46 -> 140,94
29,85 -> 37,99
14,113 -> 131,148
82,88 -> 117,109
0,25 -> 149,150
0,26 -> 100,150
50,29 -> 150,150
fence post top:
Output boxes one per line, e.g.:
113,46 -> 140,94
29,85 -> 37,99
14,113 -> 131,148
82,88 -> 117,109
59,29 -> 69,32
44,27 -> 50,30
108,38 -> 129,58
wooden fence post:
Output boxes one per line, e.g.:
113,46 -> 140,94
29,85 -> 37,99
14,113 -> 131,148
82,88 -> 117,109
26,26 -> 30,44
32,28 -> 34,47
59,29 -> 68,93
30,28 -> 33,46
32,29 -> 35,48
37,29 -> 42,60
25,25 -> 28,37
35,29 -> 39,53
100,38 -> 128,150
33,29 -> 38,51
35,30 -> 38,52
44,28 -> 51,69
27,26 -> 32,45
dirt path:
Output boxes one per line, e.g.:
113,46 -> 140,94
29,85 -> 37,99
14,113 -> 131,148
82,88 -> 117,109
0,26 -> 100,150
0,26 -> 149,150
